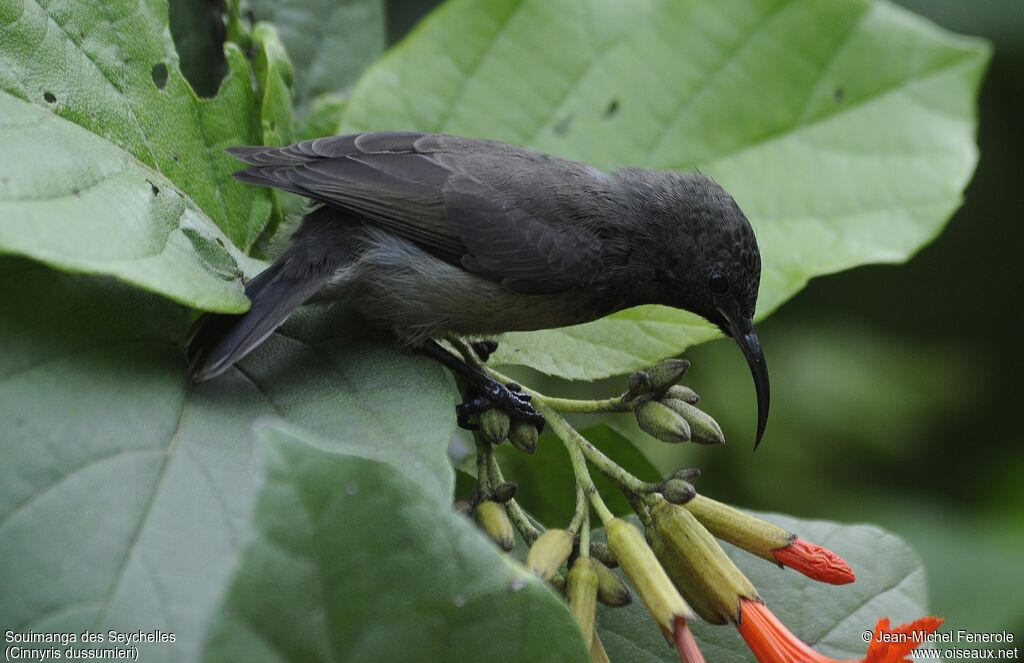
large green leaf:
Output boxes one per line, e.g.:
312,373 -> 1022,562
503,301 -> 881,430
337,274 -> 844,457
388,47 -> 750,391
340,0 -> 989,379
0,0 -> 272,263
247,0 -> 386,113
0,259 -> 455,662
0,91 -> 253,312
594,513 -> 930,662
204,424 -> 590,663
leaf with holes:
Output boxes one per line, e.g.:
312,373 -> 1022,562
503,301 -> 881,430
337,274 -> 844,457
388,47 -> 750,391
340,0 -> 990,379
0,0 -> 274,308
0,91 -> 257,311
593,513 -> 931,661
0,258 -> 455,662
247,0 -> 385,115
203,423 -> 590,663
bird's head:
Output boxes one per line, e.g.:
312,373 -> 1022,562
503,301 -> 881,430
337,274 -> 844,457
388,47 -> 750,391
624,171 -> 770,448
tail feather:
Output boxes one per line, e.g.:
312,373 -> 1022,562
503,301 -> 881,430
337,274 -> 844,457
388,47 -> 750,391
187,262 -> 332,381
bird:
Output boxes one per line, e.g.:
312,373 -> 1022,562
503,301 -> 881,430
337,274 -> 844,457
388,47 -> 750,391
186,132 -> 770,446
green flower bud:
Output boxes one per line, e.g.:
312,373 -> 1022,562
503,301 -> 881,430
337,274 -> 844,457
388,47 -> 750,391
671,468 -> 702,482
479,407 -> 510,445
635,400 -> 691,443
594,560 -> 632,607
627,370 -> 653,397
665,384 -> 700,404
527,529 -> 573,581
659,479 -> 696,505
683,494 -> 792,562
645,359 -> 690,393
661,399 -> 725,445
647,498 -> 758,624
508,420 -> 539,454
605,517 -> 694,636
490,480 -> 518,503
590,541 -> 618,568
591,631 -> 612,663
475,500 -> 515,551
566,557 -> 600,648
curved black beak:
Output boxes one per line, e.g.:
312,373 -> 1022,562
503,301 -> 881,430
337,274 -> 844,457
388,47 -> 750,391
720,313 -> 770,449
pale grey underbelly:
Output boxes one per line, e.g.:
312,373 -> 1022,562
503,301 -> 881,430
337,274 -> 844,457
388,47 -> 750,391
318,229 -> 608,344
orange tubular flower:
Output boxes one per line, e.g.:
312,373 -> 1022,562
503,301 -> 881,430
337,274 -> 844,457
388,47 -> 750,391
736,598 -> 943,663
772,537 -> 856,585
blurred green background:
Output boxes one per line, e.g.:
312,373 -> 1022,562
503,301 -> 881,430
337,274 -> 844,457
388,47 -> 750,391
388,0 -> 1024,638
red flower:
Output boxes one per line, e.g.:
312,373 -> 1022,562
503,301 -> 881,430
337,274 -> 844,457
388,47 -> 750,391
772,538 -> 855,585
736,598 -> 943,662
674,616 -> 706,663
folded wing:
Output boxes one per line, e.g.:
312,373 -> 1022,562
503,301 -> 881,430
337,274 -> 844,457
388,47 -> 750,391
231,132 -> 615,294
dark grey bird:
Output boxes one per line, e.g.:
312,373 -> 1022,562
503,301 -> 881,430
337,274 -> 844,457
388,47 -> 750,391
187,132 -> 770,446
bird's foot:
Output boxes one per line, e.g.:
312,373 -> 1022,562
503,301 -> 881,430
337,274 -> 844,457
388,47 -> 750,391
419,339 -> 543,432
470,339 -> 499,363
456,382 -> 545,432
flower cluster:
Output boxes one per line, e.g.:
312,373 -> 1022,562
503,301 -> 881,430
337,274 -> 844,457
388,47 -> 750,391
452,346 -> 938,662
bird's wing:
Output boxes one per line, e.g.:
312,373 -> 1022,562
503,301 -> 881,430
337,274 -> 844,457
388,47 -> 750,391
230,132 -> 612,294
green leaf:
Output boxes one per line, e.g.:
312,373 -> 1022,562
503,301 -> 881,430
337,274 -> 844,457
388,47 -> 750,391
0,0 -> 272,250
250,22 -> 297,251
203,424 -> 589,663
0,91 -> 254,312
495,424 -> 661,525
252,22 -> 296,149
0,258 -> 455,661
298,91 -> 349,141
340,0 -> 990,379
595,512 -> 930,662
247,0 -> 386,113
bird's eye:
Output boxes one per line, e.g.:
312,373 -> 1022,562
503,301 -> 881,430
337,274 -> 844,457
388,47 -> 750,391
708,272 -> 730,294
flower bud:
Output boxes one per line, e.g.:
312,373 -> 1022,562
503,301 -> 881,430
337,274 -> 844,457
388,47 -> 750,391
508,420 -> 538,454
590,631 -> 612,663
683,495 -> 791,560
566,557 -> 599,647
635,400 -> 691,443
661,399 -> 724,445
659,479 -> 696,505
665,384 -> 700,404
479,407 -> 510,445
490,480 -> 517,503
627,370 -> 653,397
527,529 -> 573,581
647,498 -> 758,624
671,467 -> 702,482
475,500 -> 514,551
771,537 -> 855,585
590,541 -> 617,568
645,359 -> 690,393
605,517 -> 693,636
594,560 -> 631,607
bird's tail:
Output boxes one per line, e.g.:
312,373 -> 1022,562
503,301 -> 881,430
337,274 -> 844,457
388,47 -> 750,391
187,207 -> 352,381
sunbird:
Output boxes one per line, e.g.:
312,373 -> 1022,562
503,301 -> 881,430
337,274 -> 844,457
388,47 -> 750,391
187,132 -> 770,446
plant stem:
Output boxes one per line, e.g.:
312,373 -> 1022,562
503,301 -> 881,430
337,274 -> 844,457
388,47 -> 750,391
446,335 -> 484,368
536,399 -> 615,524
579,509 -> 591,558
486,451 -> 542,544
534,394 -> 633,414
568,483 -> 588,536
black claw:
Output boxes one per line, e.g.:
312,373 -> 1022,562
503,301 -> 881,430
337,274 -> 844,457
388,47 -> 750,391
471,340 -> 500,363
